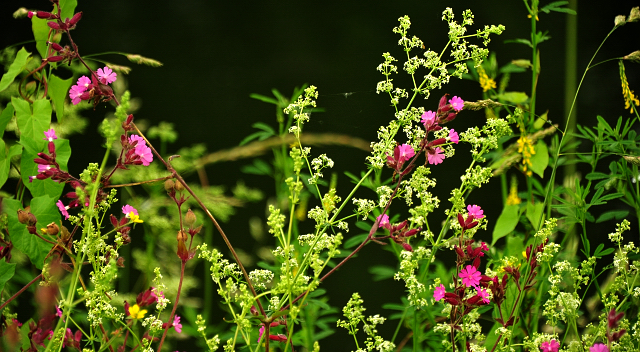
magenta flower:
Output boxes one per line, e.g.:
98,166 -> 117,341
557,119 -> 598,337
43,129 -> 57,142
448,129 -> 459,144
68,86 -> 85,105
589,344 -> 608,352
77,76 -> 91,89
475,286 -> 490,304
129,135 -> 153,166
172,315 -> 182,333
258,325 -> 265,342
540,340 -> 560,352
427,147 -> 445,165
97,67 -> 117,84
57,200 -> 70,220
38,164 -> 51,173
434,284 -> 446,301
421,110 -> 437,129
397,144 -> 415,163
377,214 -> 390,230
122,204 -> 138,217
449,96 -> 464,112
458,265 -> 481,287
467,204 -> 484,219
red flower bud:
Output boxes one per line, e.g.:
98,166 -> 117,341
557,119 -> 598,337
49,42 -> 64,51
47,21 -> 62,30
46,55 -> 64,63
35,11 -> 54,19
68,12 -> 82,26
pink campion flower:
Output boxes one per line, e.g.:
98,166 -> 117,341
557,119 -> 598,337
129,135 -> 153,166
397,144 -> 415,163
427,147 -> 445,165
38,164 -> 51,173
376,214 -> 390,230
77,76 -> 91,89
540,340 -> 560,352
433,284 -> 446,301
589,344 -> 609,352
97,67 -> 117,84
43,129 -> 57,142
448,129 -> 459,144
421,110 -> 437,129
458,265 -> 481,287
172,315 -> 182,333
122,204 -> 138,217
258,325 -> 265,343
475,286 -> 490,304
449,96 -> 464,112
467,204 -> 484,219
68,86 -> 85,105
56,200 -> 70,220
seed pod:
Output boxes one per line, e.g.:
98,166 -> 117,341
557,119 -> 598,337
164,179 -> 175,192
46,222 -> 59,236
174,180 -> 185,192
184,209 -> 196,227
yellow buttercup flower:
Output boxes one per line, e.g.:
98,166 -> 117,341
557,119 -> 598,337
127,212 -> 143,224
477,66 -> 497,92
129,304 -> 147,319
620,61 -> 639,113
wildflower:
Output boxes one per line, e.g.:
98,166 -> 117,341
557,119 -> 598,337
129,135 -> 153,166
540,340 -> 560,352
434,284 -> 446,301
77,76 -> 91,89
386,144 -> 415,175
377,214 -> 390,230
421,110 -> 439,131
128,303 -> 147,319
448,129 -> 459,144
173,315 -> 182,333
427,147 -> 445,165
97,66 -> 117,84
619,61 -> 639,113
56,306 -> 65,322
43,129 -> 57,142
449,96 -> 464,112
477,66 -> 496,92
68,86 -> 85,105
589,343 -> 609,352
122,204 -> 138,216
56,200 -> 69,220
467,204 -> 484,219
475,286 -> 490,304
517,133 -> 535,177
506,181 -> 521,205
397,144 -> 415,161
458,265 -> 481,287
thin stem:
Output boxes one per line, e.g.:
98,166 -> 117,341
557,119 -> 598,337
0,273 -> 42,311
156,261 -> 185,352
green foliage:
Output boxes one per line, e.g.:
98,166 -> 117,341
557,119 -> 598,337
0,47 -> 31,92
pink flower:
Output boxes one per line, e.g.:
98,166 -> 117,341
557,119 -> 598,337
68,86 -> 85,105
540,340 -> 560,352
427,147 -> 445,165
377,214 -> 390,230
433,284 -> 446,301
97,67 -> 117,84
43,129 -> 57,142
258,325 -> 265,342
77,76 -> 91,89
475,286 -> 490,304
449,96 -> 464,112
421,110 -> 437,129
448,129 -> 459,144
57,200 -> 69,220
458,265 -> 481,287
122,204 -> 138,217
38,164 -> 51,173
129,135 -> 153,166
467,204 -> 484,219
589,344 -> 609,352
397,144 -> 415,163
172,315 -> 182,333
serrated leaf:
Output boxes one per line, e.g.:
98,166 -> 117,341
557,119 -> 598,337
0,261 -> 16,293
526,201 -> 545,231
492,204 -> 520,245
496,92 -> 529,104
530,141 -> 549,177
13,97 -> 51,142
4,197 -> 59,269
0,48 -> 32,93
48,74 -> 73,123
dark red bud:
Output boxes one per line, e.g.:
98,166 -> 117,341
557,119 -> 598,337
401,243 -> 413,251
48,141 -> 56,154
68,12 -> 82,25
269,334 -> 287,342
429,138 -> 447,147
49,42 -> 63,51
47,21 -> 61,30
35,11 -> 54,19
46,55 -> 64,63
110,214 -> 118,228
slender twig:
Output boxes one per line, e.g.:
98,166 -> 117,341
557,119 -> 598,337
0,274 -> 42,311
156,261 -> 185,352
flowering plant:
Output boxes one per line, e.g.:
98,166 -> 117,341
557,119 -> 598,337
1,1 -> 640,352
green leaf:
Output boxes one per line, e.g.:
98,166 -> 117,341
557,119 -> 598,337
368,265 -> 396,281
0,140 -> 9,189
13,97 -> 52,142
0,48 -> 31,93
0,261 -> 16,293
4,197 -> 58,269
0,102 -> 14,138
492,204 -> 520,245
504,38 -> 532,48
595,209 -> 629,223
533,111 -> 548,130
48,74 -> 73,123
496,92 -> 529,104
529,140 -> 549,177
249,93 -> 279,105
585,172 -> 611,180
540,1 -> 576,15
344,233 -> 367,249
31,17 -> 50,59
240,159 -> 272,176
59,0 -> 78,22
526,202 -> 545,231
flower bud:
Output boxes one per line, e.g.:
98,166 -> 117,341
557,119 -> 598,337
46,55 -> 64,63
46,222 -> 59,236
48,42 -> 64,52
184,209 -> 196,227
68,12 -> 83,26
164,179 -> 175,192
48,141 -> 56,154
623,50 -> 640,64
177,230 -> 188,242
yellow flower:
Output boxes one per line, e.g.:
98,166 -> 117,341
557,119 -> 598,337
127,212 -> 143,224
477,66 -> 497,92
517,133 -> 535,177
620,61 -> 640,113
506,179 -> 521,205
129,304 -> 147,319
